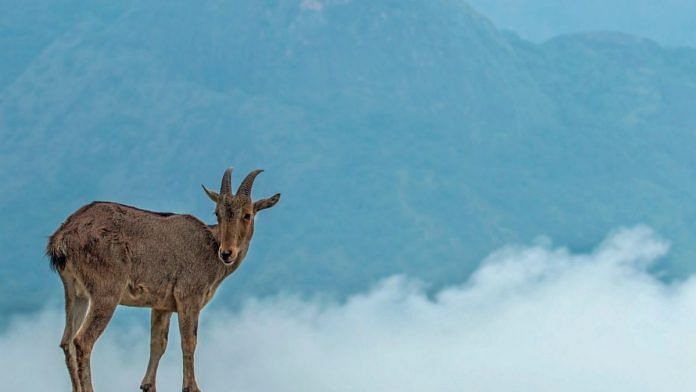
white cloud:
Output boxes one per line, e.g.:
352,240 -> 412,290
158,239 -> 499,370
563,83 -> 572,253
4,226 -> 696,391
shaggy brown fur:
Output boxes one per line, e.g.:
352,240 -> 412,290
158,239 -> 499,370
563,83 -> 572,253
47,168 -> 280,392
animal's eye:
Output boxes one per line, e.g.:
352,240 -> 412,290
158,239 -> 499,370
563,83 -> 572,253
243,213 -> 252,221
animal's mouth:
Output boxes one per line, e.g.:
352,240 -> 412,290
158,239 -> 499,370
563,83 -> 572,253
220,257 -> 237,266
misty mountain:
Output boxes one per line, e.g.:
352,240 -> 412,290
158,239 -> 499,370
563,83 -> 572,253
468,0 -> 696,47
2,0 -> 696,316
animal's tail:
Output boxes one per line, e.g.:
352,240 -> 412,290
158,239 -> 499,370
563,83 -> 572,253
46,229 -> 68,272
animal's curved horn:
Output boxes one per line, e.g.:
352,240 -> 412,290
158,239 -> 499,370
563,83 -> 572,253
237,169 -> 263,197
220,167 -> 233,195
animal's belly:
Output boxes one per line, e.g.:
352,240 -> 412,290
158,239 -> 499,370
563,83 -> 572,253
119,281 -> 175,310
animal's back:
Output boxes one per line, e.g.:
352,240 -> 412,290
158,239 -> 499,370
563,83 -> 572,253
47,201 -> 216,274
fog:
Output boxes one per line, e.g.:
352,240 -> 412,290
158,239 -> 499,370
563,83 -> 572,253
3,226 -> 696,391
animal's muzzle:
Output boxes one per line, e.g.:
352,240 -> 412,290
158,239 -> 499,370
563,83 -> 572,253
218,248 -> 239,264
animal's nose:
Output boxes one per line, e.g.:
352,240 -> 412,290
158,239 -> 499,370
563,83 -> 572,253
219,248 -> 239,262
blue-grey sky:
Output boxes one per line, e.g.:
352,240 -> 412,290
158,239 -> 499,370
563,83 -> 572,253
468,0 -> 696,46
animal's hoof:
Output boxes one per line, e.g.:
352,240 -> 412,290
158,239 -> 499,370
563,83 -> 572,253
140,384 -> 155,392
182,387 -> 201,392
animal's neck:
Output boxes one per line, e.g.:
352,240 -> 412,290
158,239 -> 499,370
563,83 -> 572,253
207,224 -> 220,243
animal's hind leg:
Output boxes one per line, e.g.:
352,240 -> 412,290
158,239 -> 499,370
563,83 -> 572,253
59,274 -> 88,392
73,289 -> 121,392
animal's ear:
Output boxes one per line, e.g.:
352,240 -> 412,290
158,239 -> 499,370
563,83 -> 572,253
254,193 -> 281,212
202,185 -> 220,203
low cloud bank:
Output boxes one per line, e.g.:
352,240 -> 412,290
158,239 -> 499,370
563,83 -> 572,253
4,226 -> 696,391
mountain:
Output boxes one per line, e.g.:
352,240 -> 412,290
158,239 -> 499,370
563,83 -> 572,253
2,0 -> 696,317
467,0 -> 696,47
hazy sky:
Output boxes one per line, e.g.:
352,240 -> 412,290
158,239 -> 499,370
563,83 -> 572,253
5,226 -> 696,391
468,0 -> 696,46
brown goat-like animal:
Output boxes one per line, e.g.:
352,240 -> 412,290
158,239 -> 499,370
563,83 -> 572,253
47,168 -> 280,392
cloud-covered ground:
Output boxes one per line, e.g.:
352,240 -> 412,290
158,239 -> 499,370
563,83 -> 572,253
4,226 -> 696,391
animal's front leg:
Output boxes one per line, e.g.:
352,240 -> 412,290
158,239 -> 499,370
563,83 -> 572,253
140,309 -> 172,392
178,308 -> 202,392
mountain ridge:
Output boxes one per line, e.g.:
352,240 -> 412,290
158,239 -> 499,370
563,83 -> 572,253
2,0 -> 696,317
